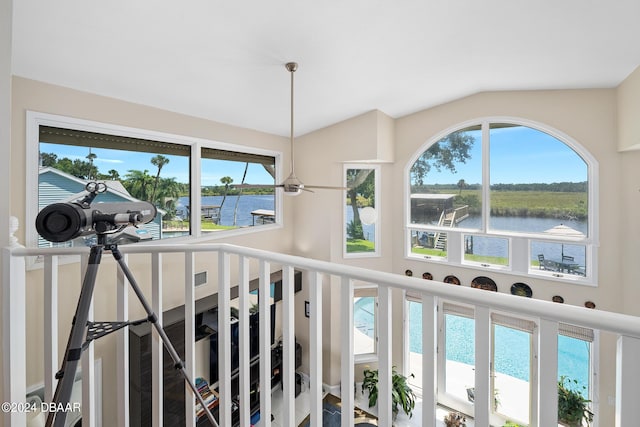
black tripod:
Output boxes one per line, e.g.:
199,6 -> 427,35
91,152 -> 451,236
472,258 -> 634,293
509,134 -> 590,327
46,234 -> 218,427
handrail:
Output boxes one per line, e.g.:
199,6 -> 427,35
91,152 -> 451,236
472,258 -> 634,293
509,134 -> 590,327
12,243 -> 640,338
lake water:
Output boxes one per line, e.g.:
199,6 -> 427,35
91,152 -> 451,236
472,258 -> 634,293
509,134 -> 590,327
177,195 -> 275,226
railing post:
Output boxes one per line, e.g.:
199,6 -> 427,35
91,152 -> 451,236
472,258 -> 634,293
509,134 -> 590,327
421,294 -> 437,427
217,251 -> 232,426
281,265 -> 296,426
377,284 -> 393,427
44,255 -> 59,403
309,271 -> 323,427
79,252 -> 97,426
2,244 -> 27,426
474,306 -> 491,426
116,253 -> 130,427
340,277 -> 354,427
152,252 -> 163,427
537,319 -> 558,427
616,335 -> 640,427
238,256 -> 251,426
258,260 -> 272,426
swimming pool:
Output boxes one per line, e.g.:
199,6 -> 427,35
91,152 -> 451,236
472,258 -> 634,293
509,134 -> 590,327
354,298 -> 590,392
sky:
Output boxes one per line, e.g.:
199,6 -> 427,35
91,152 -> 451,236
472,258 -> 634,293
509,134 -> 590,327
421,125 -> 587,185
41,125 -> 587,187
40,142 -> 275,186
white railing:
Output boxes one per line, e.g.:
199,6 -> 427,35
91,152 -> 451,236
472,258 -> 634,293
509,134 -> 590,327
4,242 -> 640,426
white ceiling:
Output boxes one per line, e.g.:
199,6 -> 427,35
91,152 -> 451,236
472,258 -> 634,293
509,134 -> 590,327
11,0 -> 640,137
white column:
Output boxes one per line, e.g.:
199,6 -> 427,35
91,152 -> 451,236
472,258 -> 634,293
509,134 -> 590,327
258,260 -> 271,426
309,272 -> 323,427
116,253 -> 130,427
44,255 -> 59,403
2,246 -> 27,426
281,266 -> 296,427
151,252 -> 163,427
340,277 -> 354,427
377,285 -> 393,427
217,251 -> 232,426
421,294 -> 437,427
80,253 -> 96,427
537,319 -> 558,427
474,306 -> 491,426
238,256 -> 251,426
616,335 -> 640,427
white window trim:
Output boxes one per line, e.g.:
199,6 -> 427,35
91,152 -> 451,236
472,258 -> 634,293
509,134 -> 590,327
343,163 -> 381,259
353,284 -> 379,363
404,116 -> 599,285
26,111 -> 283,250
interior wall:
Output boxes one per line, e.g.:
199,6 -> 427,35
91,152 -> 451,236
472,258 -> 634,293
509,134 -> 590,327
392,88 -> 621,424
617,65 -> 640,151
9,77 -> 295,423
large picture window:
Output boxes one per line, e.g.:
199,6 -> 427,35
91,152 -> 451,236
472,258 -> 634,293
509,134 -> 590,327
407,119 -> 597,283
28,112 -> 278,248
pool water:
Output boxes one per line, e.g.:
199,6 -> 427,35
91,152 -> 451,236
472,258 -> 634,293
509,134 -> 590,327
353,298 -> 590,393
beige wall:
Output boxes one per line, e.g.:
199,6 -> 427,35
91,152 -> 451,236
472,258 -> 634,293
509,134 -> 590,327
10,77 -> 295,422
618,66 -> 640,151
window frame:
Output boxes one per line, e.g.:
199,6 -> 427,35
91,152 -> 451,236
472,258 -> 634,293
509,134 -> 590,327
404,117 -> 599,285
26,111 -> 283,250
343,163 -> 381,258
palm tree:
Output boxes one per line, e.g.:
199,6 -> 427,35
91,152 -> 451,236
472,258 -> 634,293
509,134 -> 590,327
150,155 -> 170,204
219,176 -> 233,215
107,169 -> 120,180
233,163 -> 249,225
457,179 -> 466,195
124,169 -> 154,201
85,150 -> 98,180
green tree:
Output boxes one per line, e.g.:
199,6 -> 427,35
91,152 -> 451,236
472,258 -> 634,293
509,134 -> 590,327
124,169 -> 154,201
40,152 -> 58,167
346,169 -> 375,240
410,130 -> 475,187
107,169 -> 120,180
219,176 -> 233,212
150,155 -> 170,204
457,179 -> 466,195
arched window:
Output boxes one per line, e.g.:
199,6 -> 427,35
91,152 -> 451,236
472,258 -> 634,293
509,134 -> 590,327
406,119 -> 597,283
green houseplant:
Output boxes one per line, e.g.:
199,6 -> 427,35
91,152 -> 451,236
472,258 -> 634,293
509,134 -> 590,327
558,376 -> 594,427
361,366 -> 416,419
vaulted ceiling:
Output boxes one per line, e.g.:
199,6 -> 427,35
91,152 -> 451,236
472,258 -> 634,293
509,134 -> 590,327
11,0 -> 640,136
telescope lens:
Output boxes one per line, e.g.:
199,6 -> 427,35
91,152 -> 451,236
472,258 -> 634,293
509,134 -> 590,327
36,203 -> 87,243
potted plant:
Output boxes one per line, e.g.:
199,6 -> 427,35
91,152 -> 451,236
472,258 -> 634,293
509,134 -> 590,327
558,376 -> 594,427
361,366 -> 416,419
444,411 -> 466,427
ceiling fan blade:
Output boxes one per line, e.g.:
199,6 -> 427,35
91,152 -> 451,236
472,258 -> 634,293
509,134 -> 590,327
304,185 -> 351,190
235,183 -> 284,189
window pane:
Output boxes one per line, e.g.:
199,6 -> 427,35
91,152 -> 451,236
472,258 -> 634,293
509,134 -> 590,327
354,297 -> 376,355
407,300 -> 423,390
489,124 -> 588,235
199,156 -> 275,232
345,168 -> 376,254
558,335 -> 591,398
445,314 -> 475,402
532,241 -> 587,276
493,324 -> 531,424
410,126 -> 482,229
39,138 -> 189,247
410,229 -> 447,258
463,235 -> 509,266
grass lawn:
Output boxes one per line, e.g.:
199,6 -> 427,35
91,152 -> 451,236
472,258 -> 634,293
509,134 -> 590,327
346,239 -> 375,253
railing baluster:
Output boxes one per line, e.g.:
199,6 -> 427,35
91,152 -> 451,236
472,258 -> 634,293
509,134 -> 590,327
238,255 -> 251,426
218,251 -> 232,426
2,248 -> 27,426
537,319 -> 558,427
258,260 -> 271,426
474,306 -> 491,426
185,251 -> 196,427
152,252 -> 163,427
309,271 -> 323,427
421,293 -> 437,427
116,253 -> 130,426
377,284 -> 392,427
282,265 -> 296,426
340,276 -> 354,427
80,252 -> 96,426
616,335 -> 640,426
44,255 -> 59,403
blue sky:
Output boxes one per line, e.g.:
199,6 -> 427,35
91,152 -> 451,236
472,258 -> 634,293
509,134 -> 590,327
422,126 -> 587,185
42,125 -> 587,187
40,143 -> 275,186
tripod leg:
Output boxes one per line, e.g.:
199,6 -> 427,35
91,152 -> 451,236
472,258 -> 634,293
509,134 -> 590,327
110,246 -> 219,427
46,245 -> 103,427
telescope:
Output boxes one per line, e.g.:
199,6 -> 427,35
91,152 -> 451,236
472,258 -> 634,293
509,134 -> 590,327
35,182 -> 157,243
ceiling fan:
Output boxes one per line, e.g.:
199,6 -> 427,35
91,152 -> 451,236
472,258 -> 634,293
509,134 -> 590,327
239,62 -> 349,196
